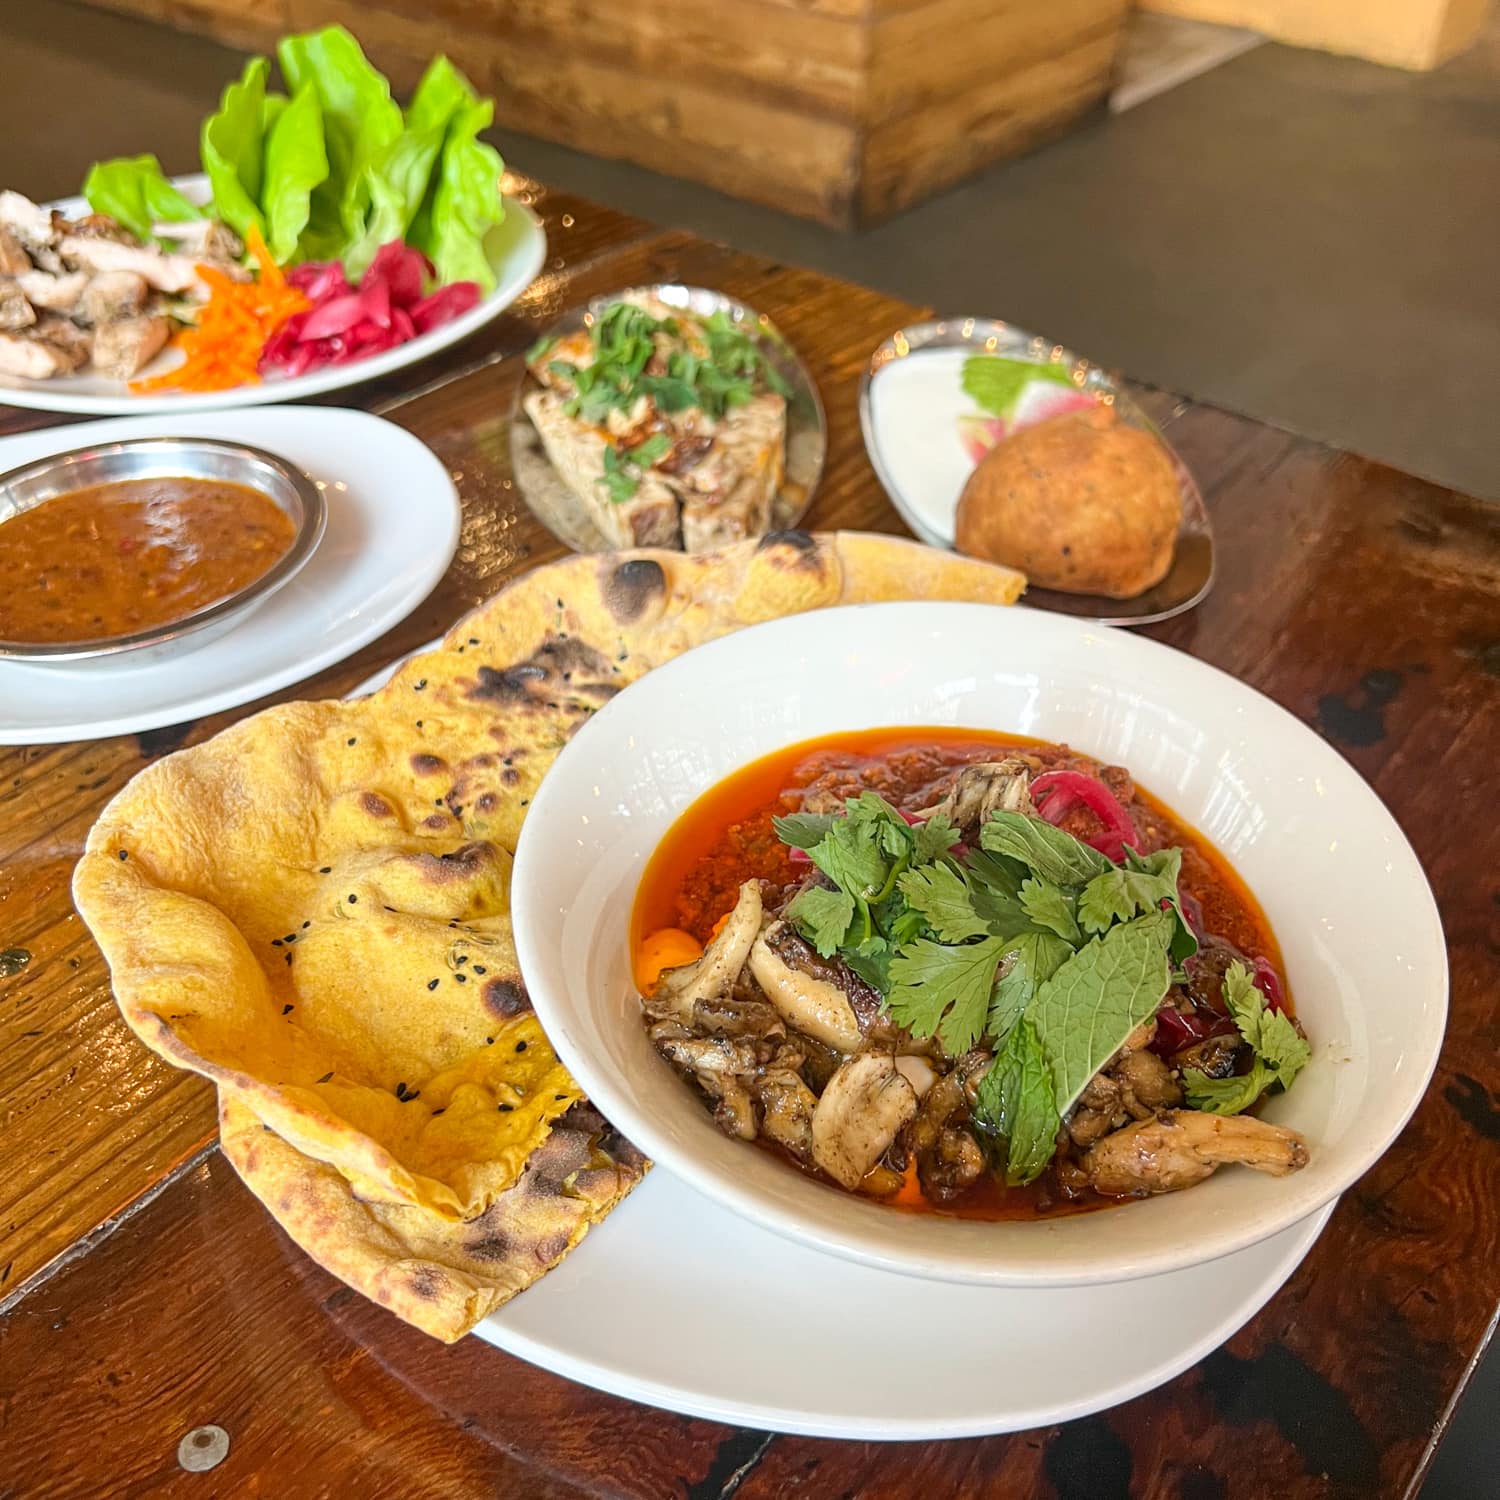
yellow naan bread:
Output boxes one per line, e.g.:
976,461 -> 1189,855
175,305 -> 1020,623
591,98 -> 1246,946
75,531 -> 1023,1338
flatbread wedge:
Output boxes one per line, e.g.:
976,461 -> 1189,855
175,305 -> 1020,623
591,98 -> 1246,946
74,531 -> 1024,1338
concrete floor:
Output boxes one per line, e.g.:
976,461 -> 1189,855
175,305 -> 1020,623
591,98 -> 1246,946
0,3 -> 1494,1493
2,3 -> 1498,500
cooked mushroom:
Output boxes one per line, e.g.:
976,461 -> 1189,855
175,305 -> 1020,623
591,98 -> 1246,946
653,880 -> 762,1020
811,1052 -> 919,1190
756,1071 -> 818,1160
1082,1109 -> 1309,1197
919,758 -> 1035,831
749,919 -> 862,1053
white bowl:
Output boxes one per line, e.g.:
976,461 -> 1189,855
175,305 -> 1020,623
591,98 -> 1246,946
512,602 -> 1447,1286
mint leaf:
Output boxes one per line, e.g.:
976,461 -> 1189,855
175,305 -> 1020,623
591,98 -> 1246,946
1019,877 -> 1081,944
1029,908 -> 1173,1116
772,811 -> 835,850
988,930 -> 1072,1041
785,886 -> 855,958
973,1017 -> 1060,1185
981,812 -> 1112,888
962,354 -> 1075,418
887,935 -> 1010,1054
897,863 -> 988,944
911,813 -> 961,865
1183,1061 -> 1273,1116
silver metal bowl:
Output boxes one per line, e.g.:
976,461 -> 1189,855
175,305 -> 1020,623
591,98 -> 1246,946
0,436 -> 325,667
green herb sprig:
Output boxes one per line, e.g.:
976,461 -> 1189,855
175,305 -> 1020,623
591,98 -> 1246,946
774,791 -> 1203,1187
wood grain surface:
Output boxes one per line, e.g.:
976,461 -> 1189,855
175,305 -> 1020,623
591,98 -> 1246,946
1,189 -> 1496,1500
77,0 -> 1126,226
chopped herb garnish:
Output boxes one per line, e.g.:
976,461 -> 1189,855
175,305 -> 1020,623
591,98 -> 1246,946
773,788 -> 1200,1186
1183,962 -> 1310,1114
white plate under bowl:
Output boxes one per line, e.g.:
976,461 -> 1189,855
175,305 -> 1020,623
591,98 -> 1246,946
482,1170 -> 1333,1438
0,406 -> 459,743
347,636 -> 1334,1437
0,175 -> 545,416
512,600 -> 1447,1288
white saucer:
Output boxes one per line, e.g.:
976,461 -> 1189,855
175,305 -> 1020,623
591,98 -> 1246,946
0,407 -> 459,744
482,1170 -> 1333,1439
346,650 -> 1335,1438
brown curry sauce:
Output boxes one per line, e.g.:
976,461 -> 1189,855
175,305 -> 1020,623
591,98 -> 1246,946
0,476 -> 295,645
632,727 -> 1290,1221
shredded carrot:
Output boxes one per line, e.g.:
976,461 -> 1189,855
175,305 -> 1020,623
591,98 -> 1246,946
131,223 -> 308,394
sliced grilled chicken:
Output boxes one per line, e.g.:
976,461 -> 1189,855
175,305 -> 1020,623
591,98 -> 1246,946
91,314 -> 171,379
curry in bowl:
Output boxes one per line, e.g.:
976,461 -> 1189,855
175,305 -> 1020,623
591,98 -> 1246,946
0,475 -> 295,646
633,730 -> 1310,1218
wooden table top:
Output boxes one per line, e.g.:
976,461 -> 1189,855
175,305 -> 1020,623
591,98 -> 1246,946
0,177 -> 1495,1500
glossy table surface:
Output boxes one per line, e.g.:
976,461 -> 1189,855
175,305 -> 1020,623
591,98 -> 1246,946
0,177 -> 1495,1500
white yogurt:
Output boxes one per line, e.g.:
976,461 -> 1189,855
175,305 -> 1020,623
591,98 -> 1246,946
865,348 -> 977,546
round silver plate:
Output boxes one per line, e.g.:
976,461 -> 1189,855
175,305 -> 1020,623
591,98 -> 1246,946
0,436 -> 325,666
509,284 -> 826,554
859,319 -> 1214,627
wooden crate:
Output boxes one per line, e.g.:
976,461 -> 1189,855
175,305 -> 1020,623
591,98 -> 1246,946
77,0 -> 1130,226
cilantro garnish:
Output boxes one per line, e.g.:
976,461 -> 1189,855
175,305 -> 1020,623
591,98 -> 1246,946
772,779 -> 1251,1188
556,300 -> 791,426
1183,962 -> 1310,1115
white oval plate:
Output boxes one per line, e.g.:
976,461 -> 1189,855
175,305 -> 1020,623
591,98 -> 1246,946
0,406 -> 459,743
481,1173 -> 1332,1438
0,175 -> 545,416
348,643 -> 1333,1438
514,601 -> 1447,1287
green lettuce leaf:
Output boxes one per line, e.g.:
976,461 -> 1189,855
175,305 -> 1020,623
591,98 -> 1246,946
260,83 -> 328,264
82,154 -> 199,242
408,88 -> 505,291
277,25 -> 404,258
200,56 -> 272,239
339,55 -> 473,277
1028,907 -> 1173,1117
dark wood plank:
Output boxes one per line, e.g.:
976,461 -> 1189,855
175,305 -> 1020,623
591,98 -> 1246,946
0,1149 -> 753,1500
